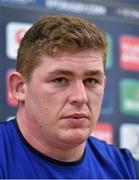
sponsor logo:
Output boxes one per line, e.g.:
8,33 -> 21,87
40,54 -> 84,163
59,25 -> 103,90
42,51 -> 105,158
6,22 -> 32,59
45,0 -> 107,15
120,123 -> 139,160
6,69 -> 17,106
91,122 -> 113,144
119,35 -> 139,71
0,0 -> 37,5
120,79 -> 139,115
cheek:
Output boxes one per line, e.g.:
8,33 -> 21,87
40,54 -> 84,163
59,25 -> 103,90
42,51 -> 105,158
91,87 -> 104,103
89,88 -> 104,116
34,90 -> 66,117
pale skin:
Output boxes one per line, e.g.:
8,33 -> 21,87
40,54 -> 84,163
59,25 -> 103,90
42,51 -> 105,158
9,49 -> 106,162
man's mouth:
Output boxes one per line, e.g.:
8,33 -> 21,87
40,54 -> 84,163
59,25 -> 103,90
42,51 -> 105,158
65,113 -> 88,119
62,113 -> 89,128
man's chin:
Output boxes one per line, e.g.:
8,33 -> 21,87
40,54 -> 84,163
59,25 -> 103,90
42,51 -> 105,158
61,129 -> 90,145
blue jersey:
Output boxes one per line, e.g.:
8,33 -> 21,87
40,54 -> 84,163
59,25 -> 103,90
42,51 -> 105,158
0,118 -> 137,179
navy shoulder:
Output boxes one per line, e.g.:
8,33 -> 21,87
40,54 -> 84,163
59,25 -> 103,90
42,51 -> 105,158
0,118 -> 17,178
87,136 -> 137,178
88,136 -> 134,160
0,118 -> 16,133
133,158 -> 139,178
0,118 -> 16,143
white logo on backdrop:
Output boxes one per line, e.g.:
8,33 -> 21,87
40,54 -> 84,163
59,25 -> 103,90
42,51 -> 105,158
120,123 -> 139,160
6,22 -> 32,59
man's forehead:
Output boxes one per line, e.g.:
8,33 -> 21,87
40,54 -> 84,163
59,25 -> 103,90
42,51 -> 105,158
40,50 -> 105,74
55,51 -> 103,63
42,49 -> 103,62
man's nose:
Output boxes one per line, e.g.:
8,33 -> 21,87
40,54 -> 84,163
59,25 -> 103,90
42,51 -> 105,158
68,81 -> 88,106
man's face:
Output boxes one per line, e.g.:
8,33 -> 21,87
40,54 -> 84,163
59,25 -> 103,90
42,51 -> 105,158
23,49 -> 105,149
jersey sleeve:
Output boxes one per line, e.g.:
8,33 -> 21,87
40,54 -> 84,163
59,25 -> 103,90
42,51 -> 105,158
133,158 -> 139,178
0,127 -> 5,178
109,148 -> 138,179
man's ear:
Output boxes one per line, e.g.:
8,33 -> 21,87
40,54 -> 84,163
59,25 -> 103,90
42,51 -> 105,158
9,72 -> 26,101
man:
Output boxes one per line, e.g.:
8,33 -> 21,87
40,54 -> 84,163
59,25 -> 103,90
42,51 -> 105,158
0,15 -> 138,178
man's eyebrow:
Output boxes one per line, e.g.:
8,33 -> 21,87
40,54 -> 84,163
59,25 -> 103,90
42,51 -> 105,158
84,70 -> 105,77
47,69 -> 105,77
47,70 -> 74,77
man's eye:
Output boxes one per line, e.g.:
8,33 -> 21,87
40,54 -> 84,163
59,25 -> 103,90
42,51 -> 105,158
53,77 -> 68,85
84,78 -> 98,86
